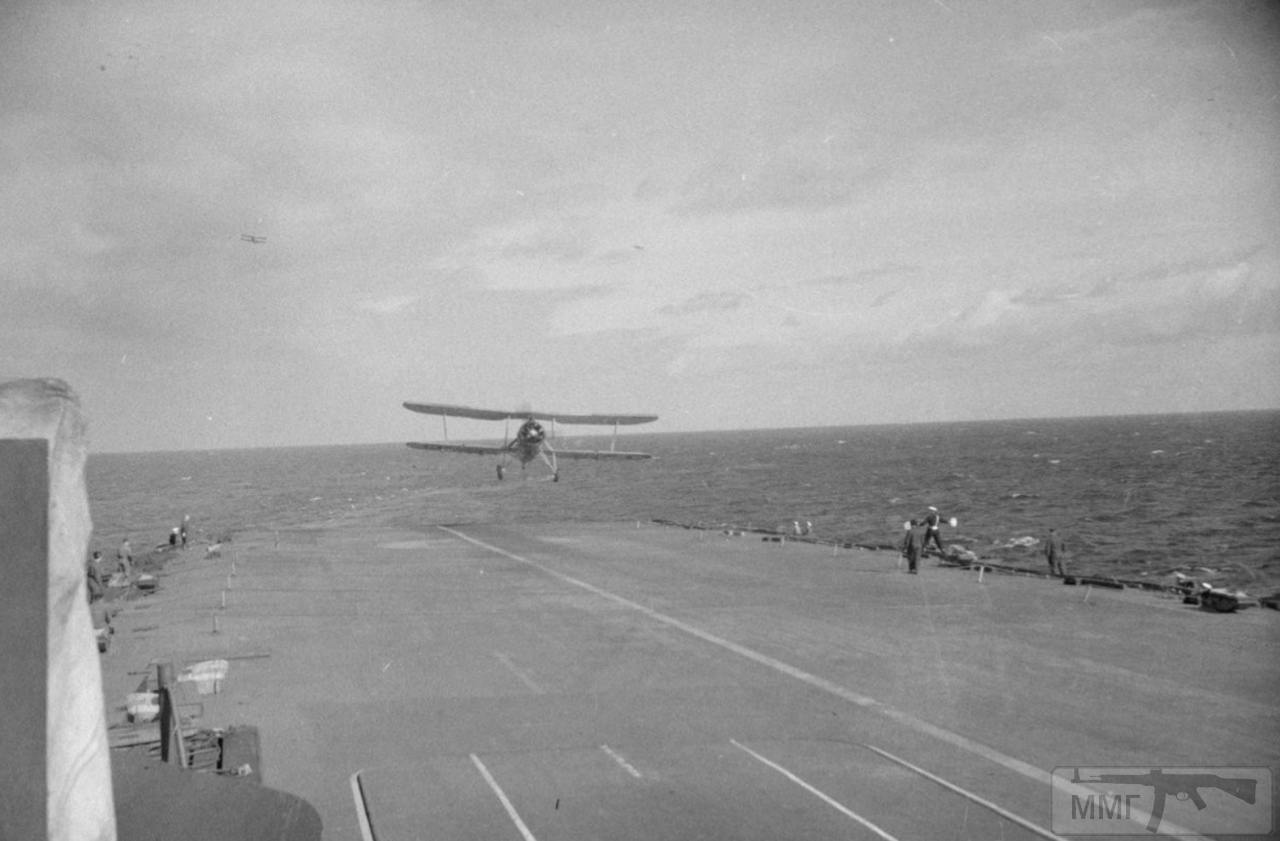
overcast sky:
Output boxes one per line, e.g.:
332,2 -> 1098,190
3,1 -> 1278,452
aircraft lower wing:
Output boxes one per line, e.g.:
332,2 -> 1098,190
406,442 -> 509,456
406,442 -> 652,460
550,448 -> 653,461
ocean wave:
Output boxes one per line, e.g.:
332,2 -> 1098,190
85,412 -> 1280,593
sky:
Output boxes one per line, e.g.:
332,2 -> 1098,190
2,1 -> 1278,453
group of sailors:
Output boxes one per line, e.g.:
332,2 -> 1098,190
789,520 -> 813,536
85,515 -> 191,603
898,507 -> 1070,579
898,507 -> 952,574
784,507 -> 1074,580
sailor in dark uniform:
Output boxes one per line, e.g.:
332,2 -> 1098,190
901,521 -> 922,574
921,507 -> 947,555
1044,528 -> 1066,576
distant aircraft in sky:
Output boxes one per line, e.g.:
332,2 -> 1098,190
240,234 -> 266,244
403,402 -> 657,482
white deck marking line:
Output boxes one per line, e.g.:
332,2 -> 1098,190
863,745 -> 1069,840
732,739 -> 900,841
471,753 -> 539,841
601,744 -> 643,778
348,770 -> 379,841
439,528 -> 1049,789
493,650 -> 546,694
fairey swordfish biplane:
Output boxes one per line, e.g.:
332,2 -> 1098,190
403,402 -> 658,481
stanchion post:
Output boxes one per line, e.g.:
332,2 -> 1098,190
156,662 -> 187,768
157,661 -> 175,763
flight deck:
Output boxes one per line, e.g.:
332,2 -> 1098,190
100,521 -> 1279,840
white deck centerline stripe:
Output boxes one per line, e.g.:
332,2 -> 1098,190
867,745 -> 1207,840
493,650 -> 546,694
348,770 -> 379,841
471,753 -> 538,841
439,528 -> 1049,789
864,744 -> 1070,840
601,744 -> 643,778
732,739 -> 900,841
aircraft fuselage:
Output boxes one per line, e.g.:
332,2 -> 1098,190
507,419 -> 549,466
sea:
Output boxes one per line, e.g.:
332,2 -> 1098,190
85,411 -> 1280,596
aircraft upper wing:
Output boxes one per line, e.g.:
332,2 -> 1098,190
406,441 -> 509,456
403,402 -> 657,426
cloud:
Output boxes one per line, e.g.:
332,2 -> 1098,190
1099,260 -> 1280,347
4,0 -> 1278,448
913,248 -> 1280,357
811,263 -> 924,285
1101,245 -> 1267,290
0,282 -> 165,357
800,265 -> 923,309
357,295 -> 419,315
673,129 -> 887,215
499,231 -> 592,264
658,291 -> 748,316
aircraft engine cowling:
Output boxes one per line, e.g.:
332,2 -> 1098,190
516,420 -> 545,444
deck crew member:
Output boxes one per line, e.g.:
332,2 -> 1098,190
901,521 -> 922,574
1044,528 -> 1066,576
116,537 -> 133,578
921,507 -> 947,555
86,553 -> 105,602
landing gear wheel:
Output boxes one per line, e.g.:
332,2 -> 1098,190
553,472 -> 560,482
496,465 -> 505,481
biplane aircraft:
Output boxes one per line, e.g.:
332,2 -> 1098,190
403,402 -> 657,481
240,234 -> 267,244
